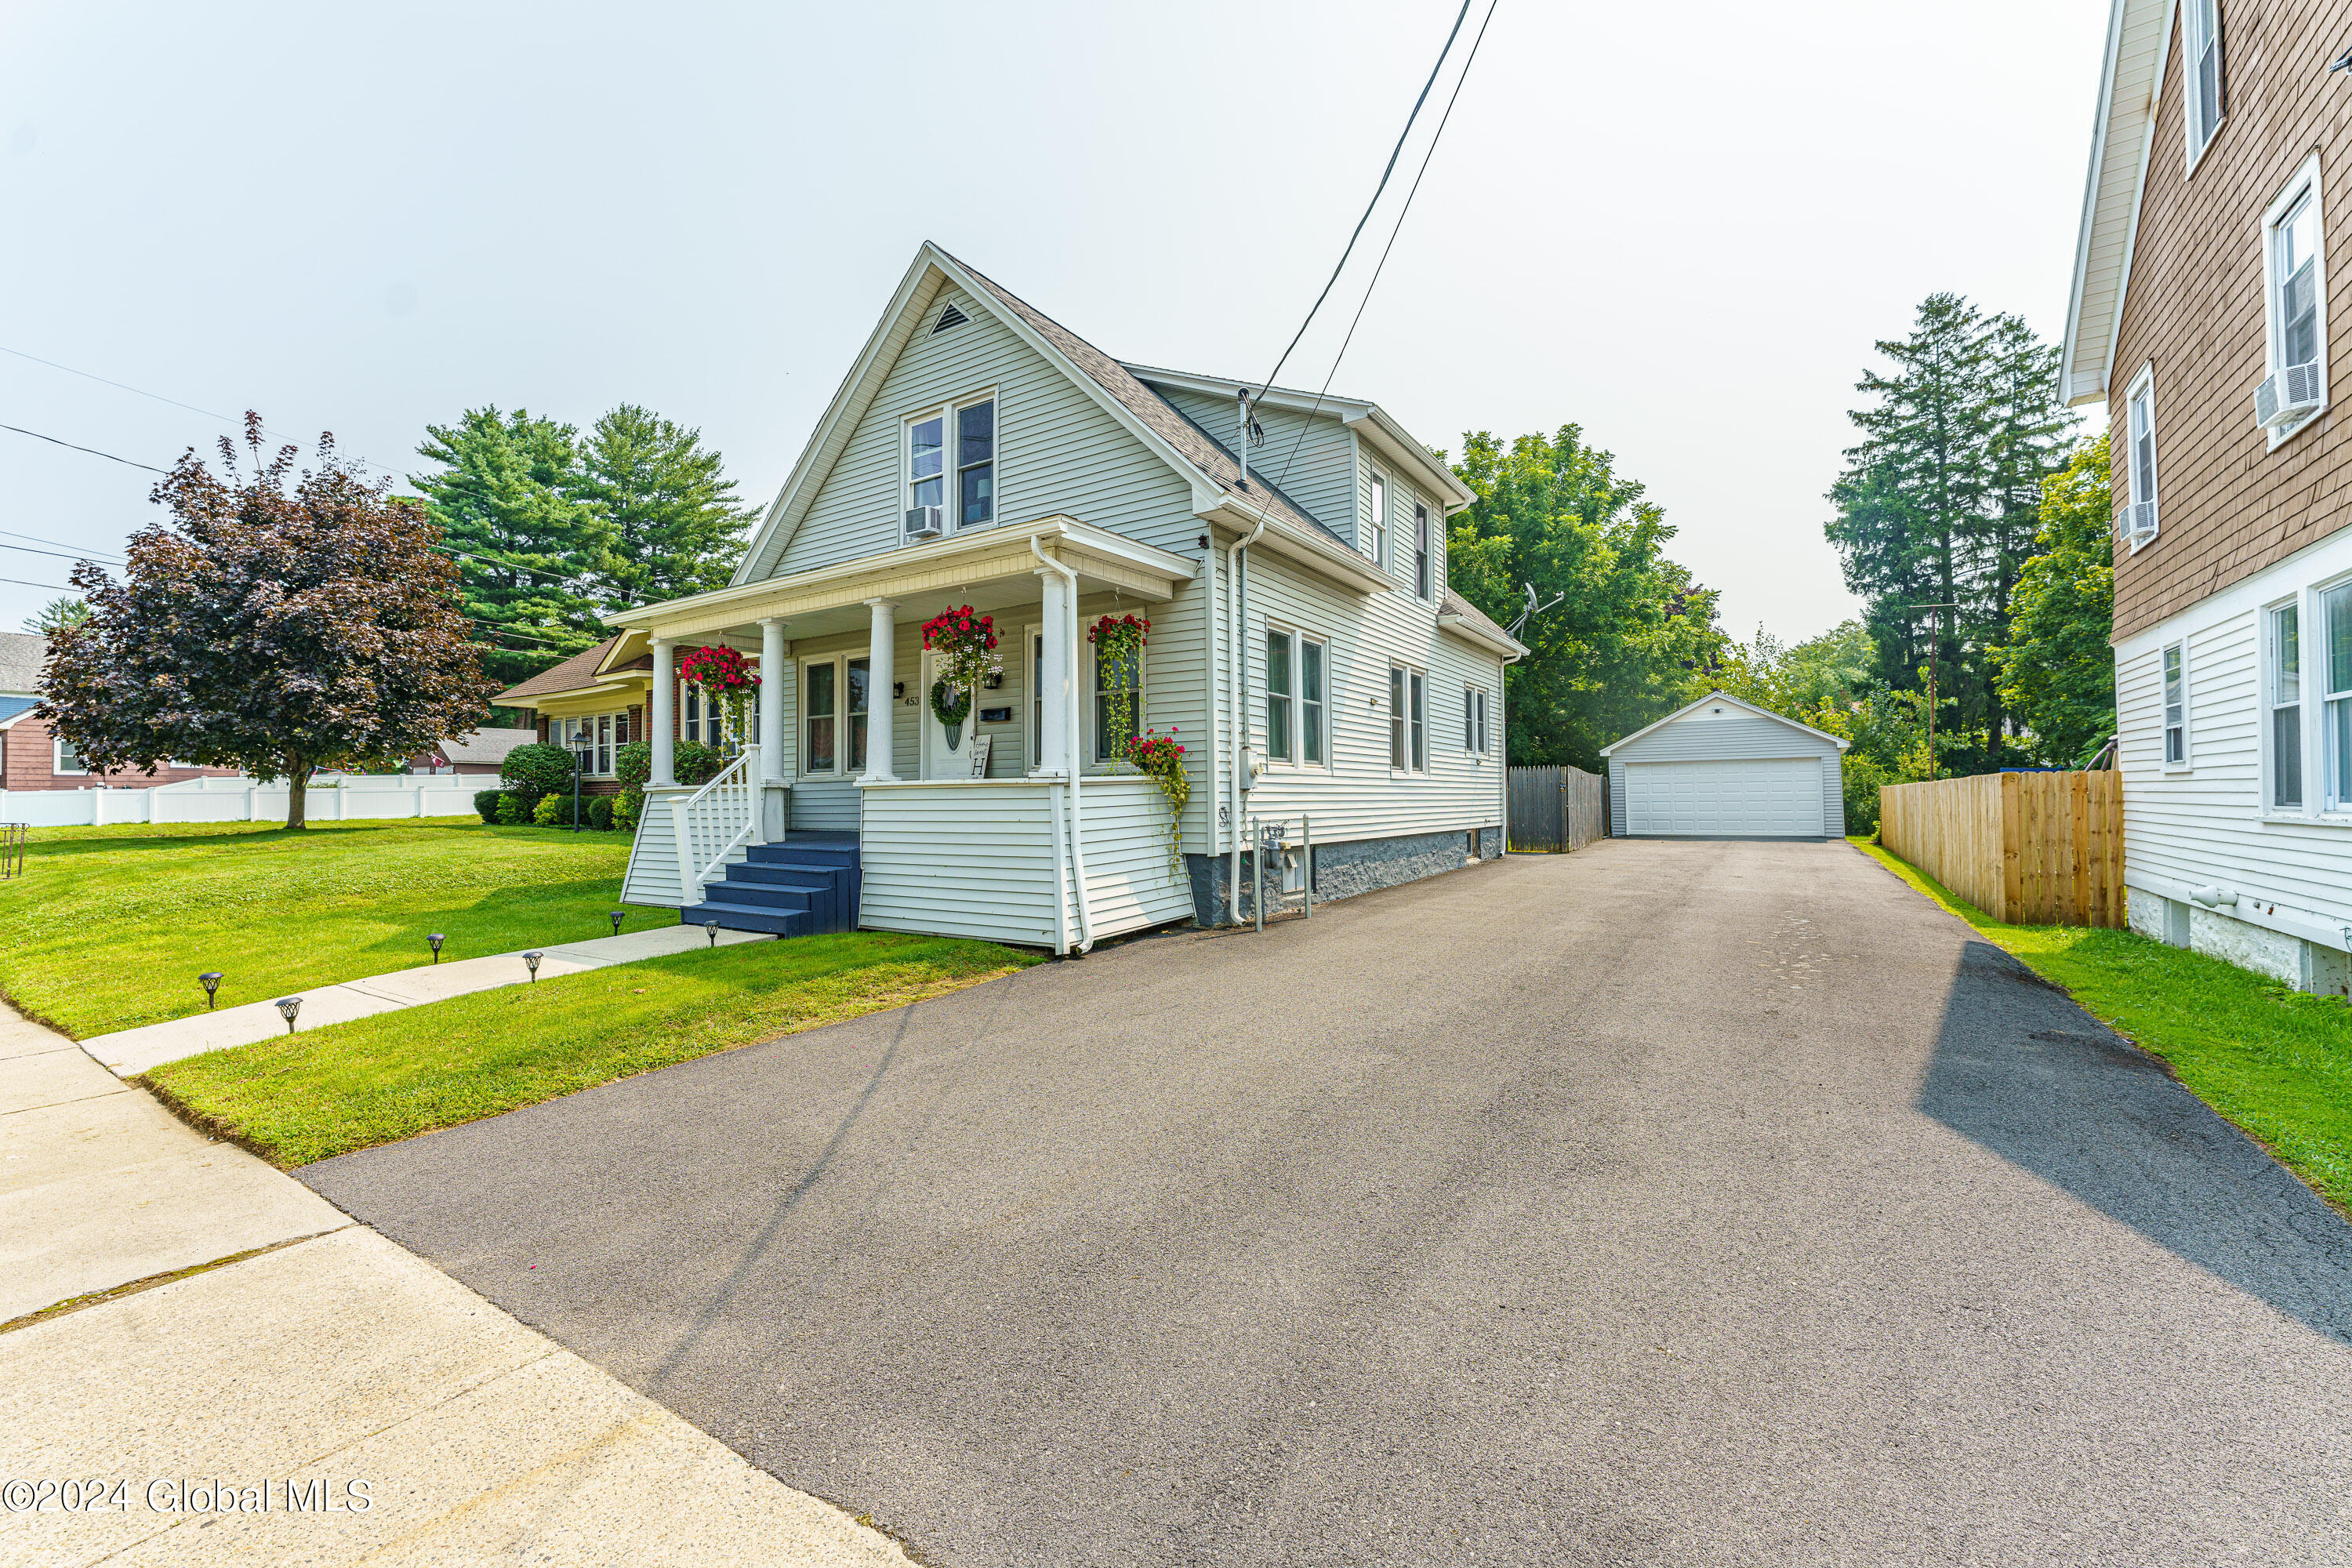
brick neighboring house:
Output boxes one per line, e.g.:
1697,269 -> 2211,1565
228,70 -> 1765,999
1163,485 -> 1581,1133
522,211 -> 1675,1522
2060,0 -> 2352,994
0,631 -> 242,793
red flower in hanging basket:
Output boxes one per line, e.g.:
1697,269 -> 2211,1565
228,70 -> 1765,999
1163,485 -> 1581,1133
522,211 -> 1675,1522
677,644 -> 758,694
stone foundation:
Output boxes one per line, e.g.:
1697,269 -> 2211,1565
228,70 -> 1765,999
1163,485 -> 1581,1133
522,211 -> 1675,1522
2126,887 -> 2350,996
1185,826 -> 1502,927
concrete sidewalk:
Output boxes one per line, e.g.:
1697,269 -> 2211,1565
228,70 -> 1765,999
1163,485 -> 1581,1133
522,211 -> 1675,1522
86,923 -> 770,1077
1,1003 -> 911,1566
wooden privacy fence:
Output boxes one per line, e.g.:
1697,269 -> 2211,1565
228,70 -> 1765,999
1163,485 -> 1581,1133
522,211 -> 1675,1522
1878,771 -> 2123,927
1508,764 -> 1607,853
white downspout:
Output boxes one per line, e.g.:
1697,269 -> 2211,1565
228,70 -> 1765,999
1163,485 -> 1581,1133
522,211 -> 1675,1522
1030,535 -> 1094,952
1225,507 -> 1267,927
1498,646 -> 1523,851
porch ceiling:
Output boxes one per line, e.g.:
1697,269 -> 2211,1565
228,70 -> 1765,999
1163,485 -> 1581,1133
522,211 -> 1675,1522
607,514 -> 1195,644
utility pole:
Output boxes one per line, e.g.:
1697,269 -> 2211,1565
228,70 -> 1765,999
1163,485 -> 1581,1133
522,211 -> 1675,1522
1904,602 -> 1959,779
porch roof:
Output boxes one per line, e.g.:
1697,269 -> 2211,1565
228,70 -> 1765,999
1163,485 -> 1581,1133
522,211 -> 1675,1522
603,514 -> 1195,645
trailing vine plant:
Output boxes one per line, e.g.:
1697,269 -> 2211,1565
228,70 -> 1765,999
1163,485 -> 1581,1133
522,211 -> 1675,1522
1124,727 -> 1189,876
1088,613 -> 1147,768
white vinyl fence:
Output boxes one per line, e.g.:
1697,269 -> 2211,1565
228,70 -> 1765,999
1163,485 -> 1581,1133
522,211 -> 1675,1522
0,773 -> 485,828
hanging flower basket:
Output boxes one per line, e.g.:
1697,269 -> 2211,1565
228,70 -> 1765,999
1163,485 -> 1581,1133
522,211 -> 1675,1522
921,605 -> 1000,750
1125,726 -> 1189,876
1088,614 -> 1148,767
679,644 -> 760,748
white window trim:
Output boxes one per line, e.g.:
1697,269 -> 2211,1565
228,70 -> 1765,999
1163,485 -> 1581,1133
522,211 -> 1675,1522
2122,361 -> 2159,554
52,736 -> 86,776
1367,468 -> 1388,569
1465,684 -> 1490,756
1087,630 -> 1143,773
1259,625 -> 1329,771
2181,0 -> 2225,174
2261,157 -> 2328,451
797,653 -> 872,779
1414,503 -> 1433,600
1388,661 -> 1428,777
2259,595 -> 2308,818
2321,572 -> 2352,817
551,710 -> 633,779
902,387 -> 1000,532
2161,640 -> 2192,772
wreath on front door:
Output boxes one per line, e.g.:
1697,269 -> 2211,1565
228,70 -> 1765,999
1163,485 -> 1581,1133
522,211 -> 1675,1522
927,677 -> 972,729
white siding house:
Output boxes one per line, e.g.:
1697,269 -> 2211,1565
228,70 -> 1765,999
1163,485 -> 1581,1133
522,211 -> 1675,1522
602,244 -> 1523,953
1602,693 -> 1846,840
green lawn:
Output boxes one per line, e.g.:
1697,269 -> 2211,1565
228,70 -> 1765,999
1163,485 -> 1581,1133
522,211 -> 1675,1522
0,819 -> 669,1037
1853,837 -> 2352,1212
144,931 -> 1038,1167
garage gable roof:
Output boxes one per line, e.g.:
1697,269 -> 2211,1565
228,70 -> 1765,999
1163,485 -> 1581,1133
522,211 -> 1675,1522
1599,691 -> 1848,757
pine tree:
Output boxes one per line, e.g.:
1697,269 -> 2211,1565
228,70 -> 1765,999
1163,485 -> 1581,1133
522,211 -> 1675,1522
409,407 -> 604,687
572,405 -> 756,609
1825,295 -> 2074,773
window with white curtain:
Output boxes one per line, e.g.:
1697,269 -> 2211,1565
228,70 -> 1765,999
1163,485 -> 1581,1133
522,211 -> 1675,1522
2162,643 -> 2189,768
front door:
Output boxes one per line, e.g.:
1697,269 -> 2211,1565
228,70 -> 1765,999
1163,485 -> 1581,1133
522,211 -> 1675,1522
919,649 -> 978,779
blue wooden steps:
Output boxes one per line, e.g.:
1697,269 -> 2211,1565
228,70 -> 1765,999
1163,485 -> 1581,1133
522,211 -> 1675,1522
680,835 -> 860,938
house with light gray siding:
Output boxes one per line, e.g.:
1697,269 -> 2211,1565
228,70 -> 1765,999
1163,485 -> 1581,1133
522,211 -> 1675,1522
602,243 -> 1523,953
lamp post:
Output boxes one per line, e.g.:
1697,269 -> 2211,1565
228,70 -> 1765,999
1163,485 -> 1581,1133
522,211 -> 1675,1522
198,972 -> 223,1010
523,951 -> 543,982
274,996 -> 302,1035
427,933 -> 445,964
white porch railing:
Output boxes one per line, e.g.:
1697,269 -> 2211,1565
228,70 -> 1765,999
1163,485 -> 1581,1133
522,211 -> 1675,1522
672,753 -> 757,903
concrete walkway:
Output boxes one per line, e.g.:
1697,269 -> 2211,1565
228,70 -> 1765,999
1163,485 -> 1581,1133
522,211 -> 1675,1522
1,1003 -> 911,1566
87,924 -> 770,1077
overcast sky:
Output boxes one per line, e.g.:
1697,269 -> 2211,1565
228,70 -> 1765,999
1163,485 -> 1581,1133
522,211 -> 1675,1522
0,0 -> 2110,645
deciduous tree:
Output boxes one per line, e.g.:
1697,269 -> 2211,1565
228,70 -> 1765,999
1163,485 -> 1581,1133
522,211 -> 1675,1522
42,416 -> 495,828
1994,436 -> 2116,766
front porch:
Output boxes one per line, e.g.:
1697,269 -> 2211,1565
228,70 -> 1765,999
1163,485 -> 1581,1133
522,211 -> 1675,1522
613,515 -> 1201,953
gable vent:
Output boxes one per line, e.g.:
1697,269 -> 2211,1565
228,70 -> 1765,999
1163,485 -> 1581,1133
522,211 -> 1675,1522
931,301 -> 969,334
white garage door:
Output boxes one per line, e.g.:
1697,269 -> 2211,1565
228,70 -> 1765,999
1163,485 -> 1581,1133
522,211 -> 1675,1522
1626,757 -> 1823,838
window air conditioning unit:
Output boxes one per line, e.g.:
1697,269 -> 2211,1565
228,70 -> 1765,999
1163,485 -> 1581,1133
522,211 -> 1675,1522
903,506 -> 944,543
2255,361 -> 2324,429
2120,500 -> 2158,546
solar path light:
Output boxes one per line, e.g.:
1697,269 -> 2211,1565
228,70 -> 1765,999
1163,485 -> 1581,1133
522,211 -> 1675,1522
608,910 -> 625,938
274,996 -> 302,1035
427,933 -> 445,964
523,951 -> 543,982
198,972 -> 223,1010
703,920 -> 719,948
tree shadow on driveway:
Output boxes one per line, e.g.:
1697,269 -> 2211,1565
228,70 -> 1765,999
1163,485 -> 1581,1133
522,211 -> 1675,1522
1915,937 -> 2352,1346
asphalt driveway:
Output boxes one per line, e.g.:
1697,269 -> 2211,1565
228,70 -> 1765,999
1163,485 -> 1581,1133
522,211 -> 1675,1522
303,840 -> 2352,1566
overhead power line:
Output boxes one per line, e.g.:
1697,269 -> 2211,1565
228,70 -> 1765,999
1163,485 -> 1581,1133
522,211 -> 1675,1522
1272,0 -> 1498,495
1,422 -> 168,474
1252,0 -> 1475,400
2,575 -> 72,593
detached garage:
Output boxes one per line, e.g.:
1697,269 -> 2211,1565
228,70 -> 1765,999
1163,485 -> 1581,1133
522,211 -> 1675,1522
1601,691 -> 1847,840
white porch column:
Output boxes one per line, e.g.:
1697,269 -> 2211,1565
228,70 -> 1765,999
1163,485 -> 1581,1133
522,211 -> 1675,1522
758,618 -> 788,784
861,597 -> 898,782
1035,566 -> 1071,776
758,617 -> 789,842
650,637 -> 677,787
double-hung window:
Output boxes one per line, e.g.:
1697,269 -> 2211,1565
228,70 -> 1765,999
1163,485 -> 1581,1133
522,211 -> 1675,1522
2270,603 -> 2303,810
2262,163 -> 2328,441
1414,505 -> 1432,599
1261,630 -> 1325,766
2162,643 -> 2190,767
2123,366 -> 2158,546
906,394 -> 996,528
805,662 -> 836,774
557,713 -> 626,777
2183,0 -> 2223,166
1390,665 -> 1425,772
53,736 -> 85,775
846,656 -> 870,773
2328,582 -> 2352,811
1465,686 -> 1489,754
1094,637 -> 1141,763
1369,471 -> 1388,568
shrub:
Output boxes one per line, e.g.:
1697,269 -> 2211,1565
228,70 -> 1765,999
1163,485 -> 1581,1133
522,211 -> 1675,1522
473,789 -> 502,826
493,791 -> 529,826
1842,755 -> 1893,837
586,795 -> 615,831
615,738 -> 727,793
532,793 -> 569,826
500,742 -> 577,797
613,790 -> 639,832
